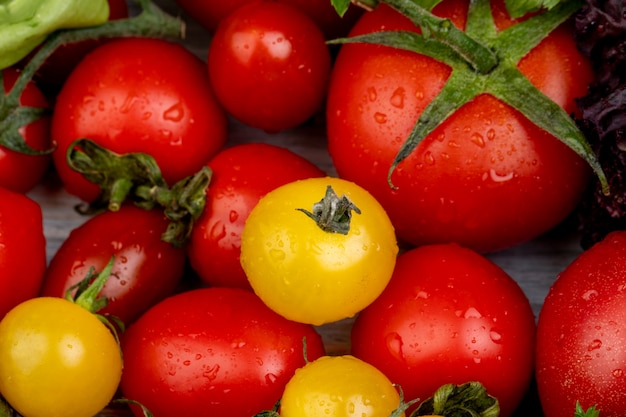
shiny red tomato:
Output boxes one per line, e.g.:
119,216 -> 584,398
536,231 -> 626,417
0,187 -> 47,319
208,0 -> 331,132
174,0 -> 362,38
51,37 -> 228,202
351,243 -> 536,417
326,0 -> 593,252
120,287 -> 326,417
0,68 -> 51,194
39,205 -> 186,325
188,142 -> 325,290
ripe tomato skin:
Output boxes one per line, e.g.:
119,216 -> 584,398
240,176 -> 398,326
326,0 -> 593,252
0,187 -> 46,319
174,0 -> 362,39
351,243 -> 536,417
39,205 -> 186,325
280,355 -> 404,417
119,287 -> 326,417
0,297 -> 123,417
535,231 -> 626,417
0,68 -> 51,194
51,37 -> 228,202
188,142 -> 325,290
208,0 -> 331,132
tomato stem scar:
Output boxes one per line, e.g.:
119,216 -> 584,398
296,185 -> 361,235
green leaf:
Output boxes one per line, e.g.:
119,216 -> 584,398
504,0 -> 574,18
330,0 -> 352,17
574,401 -> 601,417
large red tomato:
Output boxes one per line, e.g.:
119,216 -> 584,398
51,37 -> 228,202
120,287 -> 326,417
0,187 -> 46,319
536,231 -> 626,417
326,0 -> 593,252
188,142 -> 325,290
351,243 -> 536,417
0,68 -> 51,194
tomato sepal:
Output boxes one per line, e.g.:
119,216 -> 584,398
574,402 -> 600,417
66,138 -> 212,247
296,185 -> 361,235
410,382 -> 499,417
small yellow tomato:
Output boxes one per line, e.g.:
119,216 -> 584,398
240,177 -> 398,325
280,355 -> 404,417
0,297 -> 123,417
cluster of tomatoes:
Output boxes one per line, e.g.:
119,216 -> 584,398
0,0 -> 624,416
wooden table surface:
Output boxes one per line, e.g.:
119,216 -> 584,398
25,1 -> 590,415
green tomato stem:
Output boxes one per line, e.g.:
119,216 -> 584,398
67,138 -> 212,248
410,381 -> 499,417
296,185 -> 361,235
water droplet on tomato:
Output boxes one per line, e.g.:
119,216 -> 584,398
367,87 -> 377,102
486,128 -> 496,140
229,210 -> 239,223
464,307 -> 482,319
612,369 -> 624,378
163,102 -> 185,122
489,169 -> 514,183
489,330 -> 503,343
183,360 -> 191,366
202,364 -> 220,380
588,339 -> 602,351
470,133 -> 485,148
582,289 -> 599,300
265,373 -> 278,384
209,221 -> 227,242
374,112 -> 387,124
269,249 -> 286,261
390,87 -> 405,108
385,332 -> 405,362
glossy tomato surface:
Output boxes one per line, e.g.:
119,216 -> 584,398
536,231 -> 626,417
208,0 -> 331,132
120,287 -> 326,417
188,142 -> 325,290
0,68 -> 51,194
51,37 -> 228,202
351,243 -> 536,417
0,188 -> 46,319
40,205 -> 186,325
326,0 -> 593,252
240,177 -> 399,325
0,297 -> 122,417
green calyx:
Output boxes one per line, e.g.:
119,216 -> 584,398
297,185 -> 361,235
67,138 -> 212,248
329,0 -> 609,196
410,382 -> 499,417
0,0 -> 110,69
0,0 -> 184,156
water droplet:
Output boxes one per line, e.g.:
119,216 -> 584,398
209,221 -> 227,242
582,289 -> 599,300
464,307 -> 482,319
588,339 -> 602,351
385,332 -> 405,362
367,87 -> 377,102
229,210 -> 239,223
269,249 -> 285,261
612,369 -> 624,378
202,364 -> 220,380
390,87 -> 405,108
163,102 -> 185,122
490,330 -> 503,343
470,133 -> 485,147
265,373 -> 278,384
489,168 -> 514,183
486,128 -> 496,140
374,112 -> 387,124
183,360 -> 191,366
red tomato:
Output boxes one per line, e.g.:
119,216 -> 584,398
188,142 -> 325,290
31,0 -> 129,93
51,37 -> 228,202
326,0 -> 593,252
351,243 -> 536,417
39,205 -> 186,325
120,287 -> 326,417
208,0 -> 331,132
0,187 -> 46,319
0,68 -> 51,194
174,0 -> 362,39
536,231 -> 626,417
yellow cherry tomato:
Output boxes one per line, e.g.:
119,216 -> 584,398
280,355 -> 404,417
0,297 -> 123,417
240,177 -> 398,325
